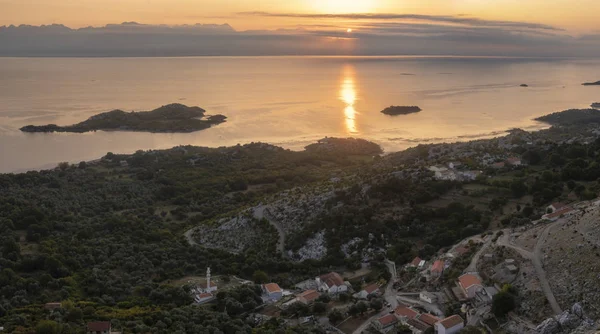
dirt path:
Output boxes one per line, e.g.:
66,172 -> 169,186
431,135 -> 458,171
254,205 -> 286,256
184,227 -> 198,245
497,223 -> 563,315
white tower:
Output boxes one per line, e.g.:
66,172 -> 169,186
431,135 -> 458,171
206,267 -> 211,292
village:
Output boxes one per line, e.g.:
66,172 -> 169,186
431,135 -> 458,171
160,192 -> 595,334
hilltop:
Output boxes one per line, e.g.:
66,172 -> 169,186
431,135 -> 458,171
20,103 -> 227,133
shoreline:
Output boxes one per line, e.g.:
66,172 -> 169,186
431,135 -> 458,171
3,123 -> 551,174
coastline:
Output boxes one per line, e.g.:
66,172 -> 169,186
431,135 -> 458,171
4,123 -> 551,174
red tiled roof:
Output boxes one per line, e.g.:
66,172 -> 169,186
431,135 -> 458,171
363,283 -> 380,294
407,318 -> 431,331
458,274 -> 482,290
506,157 -> 521,164
197,293 -> 213,299
394,306 -> 419,319
545,207 -> 573,219
418,313 -> 440,326
264,283 -> 282,294
439,315 -> 464,329
550,202 -> 566,210
377,314 -> 398,326
431,260 -> 444,273
87,322 -> 111,331
320,272 -> 344,287
298,289 -> 320,302
411,256 -> 422,266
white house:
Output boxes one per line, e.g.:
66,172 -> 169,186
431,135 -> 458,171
262,283 -> 283,301
316,272 -> 348,294
195,293 -> 214,304
354,283 -> 380,299
435,315 -> 464,334
419,291 -> 437,304
458,274 -> 483,299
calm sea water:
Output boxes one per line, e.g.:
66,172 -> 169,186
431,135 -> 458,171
1,56 -> 599,173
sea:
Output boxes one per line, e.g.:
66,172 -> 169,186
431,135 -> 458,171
1,56 -> 599,173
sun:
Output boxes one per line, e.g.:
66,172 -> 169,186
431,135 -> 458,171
347,28 -> 353,33
310,0 -> 374,13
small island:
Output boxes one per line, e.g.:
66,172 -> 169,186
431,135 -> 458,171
381,105 -> 422,116
520,84 -> 529,87
20,103 -> 227,133
592,103 -> 600,109
582,80 -> 600,86
535,108 -> 600,125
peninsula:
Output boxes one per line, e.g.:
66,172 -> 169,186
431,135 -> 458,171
20,103 -> 227,133
380,105 -> 422,116
582,80 -> 600,86
592,103 -> 600,109
535,108 -> 600,125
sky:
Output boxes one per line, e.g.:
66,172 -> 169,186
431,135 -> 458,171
2,0 -> 600,34
2,0 -> 600,57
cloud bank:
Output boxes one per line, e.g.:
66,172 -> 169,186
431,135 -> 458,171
0,14 -> 599,57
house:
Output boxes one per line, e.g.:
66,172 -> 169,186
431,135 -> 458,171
406,318 -> 432,334
354,283 -> 380,299
435,315 -> 464,334
458,274 -> 483,299
475,286 -> 498,305
262,283 -> 283,301
373,314 -> 398,331
394,306 -> 419,321
119,160 -> 129,167
418,313 -> 440,327
547,202 -> 566,213
483,253 -> 494,261
542,207 -> 574,221
419,291 -> 437,304
297,289 -> 321,305
195,293 -> 214,304
418,260 -> 426,270
506,264 -> 518,273
504,259 -> 516,265
316,272 -> 348,294
430,260 -> 444,277
409,257 -> 422,268
44,302 -> 62,310
491,162 -> 505,169
87,321 -> 111,334
506,157 -> 522,166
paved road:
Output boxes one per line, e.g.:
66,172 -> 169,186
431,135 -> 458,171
352,260 -> 399,334
465,235 -> 493,273
254,205 -> 286,256
497,223 -> 563,315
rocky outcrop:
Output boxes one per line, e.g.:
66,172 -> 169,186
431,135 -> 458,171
534,303 -> 596,334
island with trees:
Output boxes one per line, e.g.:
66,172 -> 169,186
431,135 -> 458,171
535,108 -> 600,125
582,80 -> 600,86
380,105 -> 422,116
20,103 -> 227,133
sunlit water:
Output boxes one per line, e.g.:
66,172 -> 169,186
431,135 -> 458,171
1,56 -> 599,173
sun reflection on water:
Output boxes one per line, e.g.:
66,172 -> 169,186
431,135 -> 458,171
340,65 -> 358,134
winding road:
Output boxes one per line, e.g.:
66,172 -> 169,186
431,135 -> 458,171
254,205 -> 286,256
497,221 -> 563,315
